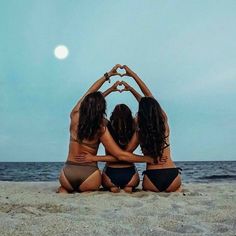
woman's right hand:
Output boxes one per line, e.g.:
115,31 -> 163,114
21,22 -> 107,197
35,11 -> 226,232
107,64 -> 123,78
110,81 -> 122,92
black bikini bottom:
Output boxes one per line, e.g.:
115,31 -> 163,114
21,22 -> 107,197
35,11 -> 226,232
142,168 -> 182,192
63,161 -> 98,192
104,166 -> 137,188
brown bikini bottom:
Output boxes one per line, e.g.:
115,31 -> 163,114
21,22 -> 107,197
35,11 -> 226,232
63,161 -> 99,192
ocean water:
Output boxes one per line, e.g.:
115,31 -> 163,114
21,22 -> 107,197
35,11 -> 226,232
0,161 -> 236,183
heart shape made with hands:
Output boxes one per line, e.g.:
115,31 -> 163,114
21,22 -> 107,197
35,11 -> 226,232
113,81 -> 128,93
115,66 -> 128,77
117,82 -> 125,92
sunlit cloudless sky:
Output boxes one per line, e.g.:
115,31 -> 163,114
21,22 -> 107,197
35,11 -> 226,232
0,0 -> 236,161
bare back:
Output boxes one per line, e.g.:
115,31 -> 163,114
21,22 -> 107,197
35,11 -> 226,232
67,112 -> 105,165
146,114 -> 176,170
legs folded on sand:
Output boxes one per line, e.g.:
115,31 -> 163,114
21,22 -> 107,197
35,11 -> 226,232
57,165 -> 101,193
102,166 -> 140,193
142,169 -> 182,192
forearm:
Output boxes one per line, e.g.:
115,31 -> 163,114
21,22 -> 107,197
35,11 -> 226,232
104,145 -> 152,163
92,155 -> 119,162
87,76 -> 107,94
125,143 -> 138,153
102,88 -> 113,97
130,154 -> 153,163
100,129 -> 153,164
130,87 -> 142,102
117,152 -> 153,164
131,73 -> 153,97
71,76 -> 107,114
94,153 -> 152,164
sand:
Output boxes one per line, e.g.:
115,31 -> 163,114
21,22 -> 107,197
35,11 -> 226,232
0,181 -> 235,236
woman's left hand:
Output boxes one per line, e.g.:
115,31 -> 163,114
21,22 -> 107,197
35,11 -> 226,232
110,81 -> 122,92
158,156 -> 168,165
120,81 -> 132,92
120,65 -> 137,78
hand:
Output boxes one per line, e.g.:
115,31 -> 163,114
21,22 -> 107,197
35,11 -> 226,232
120,81 -> 132,92
120,65 -> 137,78
148,157 -> 155,165
107,64 -> 122,78
75,153 -> 95,163
110,81 -> 122,92
158,156 -> 168,165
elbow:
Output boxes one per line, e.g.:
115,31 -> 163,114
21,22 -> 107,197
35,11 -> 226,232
70,110 -> 76,119
137,97 -> 142,102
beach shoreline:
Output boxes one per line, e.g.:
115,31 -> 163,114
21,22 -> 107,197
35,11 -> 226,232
0,181 -> 235,235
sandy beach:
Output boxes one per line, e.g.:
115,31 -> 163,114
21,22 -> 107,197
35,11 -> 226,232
0,181 -> 235,236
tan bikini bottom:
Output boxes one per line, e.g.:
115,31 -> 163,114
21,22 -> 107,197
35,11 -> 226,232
63,161 -> 98,191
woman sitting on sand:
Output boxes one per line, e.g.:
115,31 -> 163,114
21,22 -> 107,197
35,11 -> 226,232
98,80 -> 149,193
101,104 -> 140,193
120,65 -> 182,192
58,65 -> 154,193
79,65 -> 182,192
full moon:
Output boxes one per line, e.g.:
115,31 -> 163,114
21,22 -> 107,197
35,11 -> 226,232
54,45 -> 69,60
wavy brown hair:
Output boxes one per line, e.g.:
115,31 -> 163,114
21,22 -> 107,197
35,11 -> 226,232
108,104 -> 135,149
137,97 -> 167,163
78,91 -> 106,141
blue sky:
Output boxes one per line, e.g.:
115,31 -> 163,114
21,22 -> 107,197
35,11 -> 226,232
0,0 -> 236,161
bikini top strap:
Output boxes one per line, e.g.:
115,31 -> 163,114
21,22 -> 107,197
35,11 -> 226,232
163,143 -> 170,149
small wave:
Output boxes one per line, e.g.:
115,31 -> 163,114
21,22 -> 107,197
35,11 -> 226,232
200,174 -> 236,180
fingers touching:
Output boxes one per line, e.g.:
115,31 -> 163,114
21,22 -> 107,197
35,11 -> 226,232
108,64 -> 135,78
110,80 -> 132,93
107,64 -> 135,93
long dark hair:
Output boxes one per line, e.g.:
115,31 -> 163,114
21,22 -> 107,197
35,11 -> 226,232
137,97 -> 167,162
108,104 -> 135,149
78,91 -> 106,141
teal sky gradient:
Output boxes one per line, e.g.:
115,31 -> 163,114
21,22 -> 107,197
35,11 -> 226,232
0,1 -> 236,161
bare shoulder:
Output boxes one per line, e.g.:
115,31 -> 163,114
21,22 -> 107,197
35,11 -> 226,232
103,117 -> 109,126
98,118 -> 109,137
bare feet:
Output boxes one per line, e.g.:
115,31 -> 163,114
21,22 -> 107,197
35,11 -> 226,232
123,186 -> 133,193
56,186 -> 69,194
110,187 -> 120,193
175,186 -> 182,192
